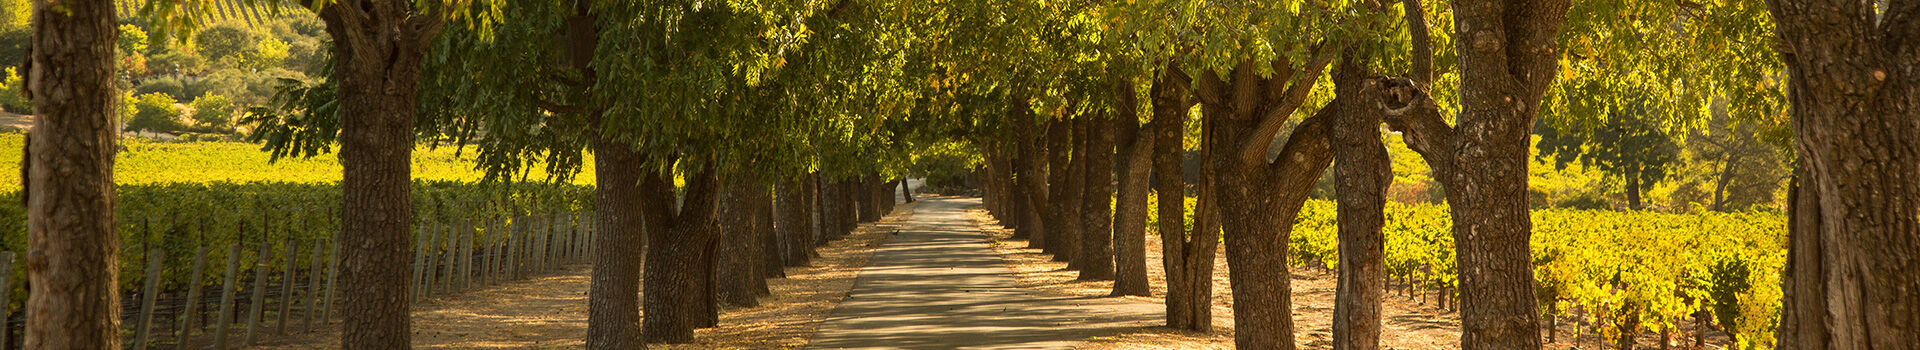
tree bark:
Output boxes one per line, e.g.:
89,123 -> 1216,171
1625,170 -> 1642,210
757,181 -> 783,280
1045,116 -> 1081,262
1195,57 -> 1339,350
1078,108 -> 1116,281
839,180 -> 859,233
854,177 -> 876,223
812,173 -> 834,246
586,138 -> 645,349
1377,0 -> 1568,346
1769,0 -> 1920,345
641,163 -> 722,343
1152,67 -> 1216,331
1013,101 -> 1052,251
23,0 -> 120,345
1111,79 -> 1154,297
1381,0 -> 1568,344
717,172 -> 763,308
315,1 -> 446,347
778,176 -> 817,267
1330,51 -> 1391,350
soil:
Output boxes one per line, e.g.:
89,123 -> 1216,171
967,206 -> 1736,350
252,201 -> 905,349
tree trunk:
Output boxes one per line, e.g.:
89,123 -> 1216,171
812,173 -> 835,246
1195,59 -> 1338,350
586,138 -> 646,349
1330,52 -> 1390,350
1111,80 -> 1153,297
717,172 -> 762,308
1078,109 -> 1116,281
839,180 -> 859,234
1709,153 -> 1739,211
854,177 -> 876,223
1045,117 -> 1082,262
1382,0 -> 1567,346
757,182 -> 783,280
821,180 -> 846,241
778,177 -> 815,267
1152,67 -> 1215,331
316,2 -> 445,346
1768,0 -> 1920,346
23,0 -> 120,345
900,178 -> 913,202
983,148 -> 1013,228
1625,170 -> 1642,210
641,164 -> 722,343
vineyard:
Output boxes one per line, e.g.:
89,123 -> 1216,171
0,133 -> 595,346
1146,194 -> 1786,349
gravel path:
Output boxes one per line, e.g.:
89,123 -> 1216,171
809,197 -> 1159,349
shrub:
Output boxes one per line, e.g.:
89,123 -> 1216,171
188,94 -> 236,129
134,77 -> 187,100
125,92 -> 184,133
0,67 -> 26,113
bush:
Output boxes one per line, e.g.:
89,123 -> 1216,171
188,94 -> 236,129
146,51 -> 208,76
0,67 -> 26,113
134,76 -> 187,100
125,92 -> 184,133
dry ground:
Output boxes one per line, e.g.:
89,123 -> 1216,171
252,201 -> 910,349
966,207 -> 1734,350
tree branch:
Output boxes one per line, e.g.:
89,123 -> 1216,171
536,99 -> 583,115
1266,101 -> 1336,181
1378,77 -> 1456,181
1403,0 -> 1434,85
1238,38 -> 1344,165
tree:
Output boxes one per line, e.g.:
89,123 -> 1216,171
1535,95 -> 1681,210
1109,76 -> 1152,296
1329,46 -> 1392,350
192,25 -> 254,64
167,0 -> 466,345
1148,66 -> 1219,332
24,0 -> 121,346
1078,92 -> 1116,281
1768,0 -> 1920,347
1380,0 -> 1572,347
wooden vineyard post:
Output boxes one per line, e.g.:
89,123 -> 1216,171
0,251 -> 14,349
441,224 -> 456,294
322,240 -> 339,323
277,239 -> 296,334
549,215 -> 561,269
459,221 -> 473,291
213,244 -> 243,349
550,215 -> 565,266
535,215 -> 550,273
134,250 -> 166,350
412,222 -> 428,303
244,242 -> 272,345
303,239 -> 322,332
175,246 -> 209,349
505,217 -> 520,281
575,213 -> 587,264
424,222 -> 438,298
481,219 -> 497,287
581,212 -> 594,263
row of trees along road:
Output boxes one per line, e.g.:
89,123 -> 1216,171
17,0 -> 1919,347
